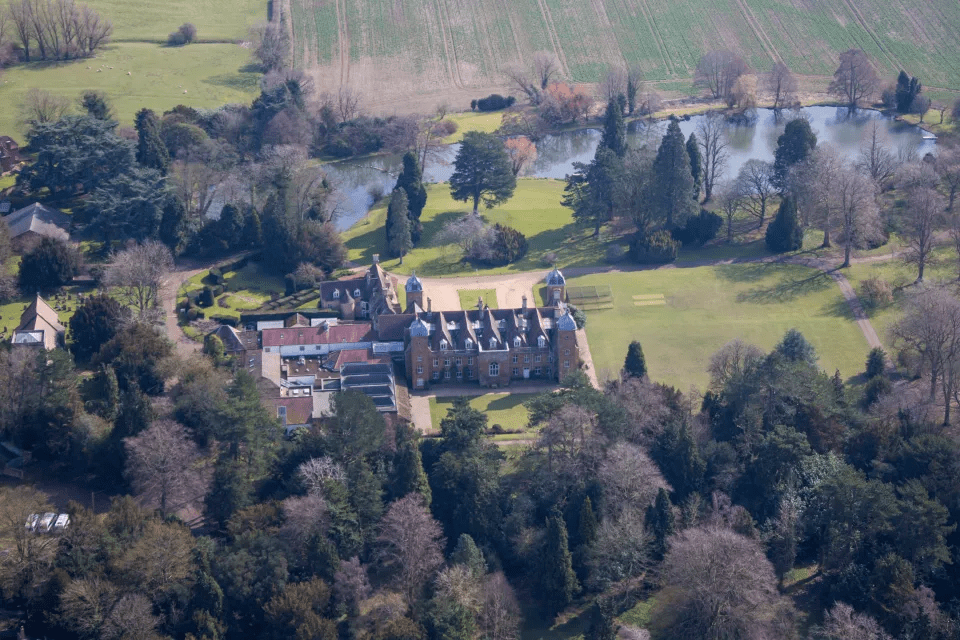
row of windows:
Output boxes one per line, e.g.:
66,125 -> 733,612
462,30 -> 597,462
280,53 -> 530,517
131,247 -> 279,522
438,335 -> 548,350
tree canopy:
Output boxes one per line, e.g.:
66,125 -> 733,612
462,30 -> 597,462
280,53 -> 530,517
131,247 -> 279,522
449,132 -> 517,215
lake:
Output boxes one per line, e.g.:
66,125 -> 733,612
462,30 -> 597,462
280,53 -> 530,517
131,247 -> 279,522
327,106 -> 936,230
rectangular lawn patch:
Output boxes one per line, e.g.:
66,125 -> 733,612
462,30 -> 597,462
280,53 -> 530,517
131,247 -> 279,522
457,289 -> 497,310
428,393 -> 535,433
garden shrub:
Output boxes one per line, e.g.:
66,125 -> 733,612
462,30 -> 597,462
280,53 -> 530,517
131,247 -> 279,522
200,286 -> 215,307
475,94 -> 516,112
488,224 -> 528,265
567,303 -> 587,329
859,277 -> 893,309
865,347 -> 887,379
672,209 -> 723,246
630,230 -> 679,264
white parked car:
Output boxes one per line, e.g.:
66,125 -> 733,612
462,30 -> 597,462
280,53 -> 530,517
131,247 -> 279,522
53,514 -> 70,531
24,513 -> 39,532
38,513 -> 56,533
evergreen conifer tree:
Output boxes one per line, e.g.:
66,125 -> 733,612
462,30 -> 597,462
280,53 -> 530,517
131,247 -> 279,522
451,534 -> 487,577
652,119 -> 697,228
541,510 -> 580,615
578,496 -> 598,548
686,133 -> 703,199
772,119 -> 816,191
600,98 -> 626,157
386,189 -> 413,263
765,194 -> 803,252
588,596 -> 619,640
134,108 -> 170,174
623,341 -> 647,378
647,488 -> 675,559
395,151 -> 427,243
392,438 -> 431,505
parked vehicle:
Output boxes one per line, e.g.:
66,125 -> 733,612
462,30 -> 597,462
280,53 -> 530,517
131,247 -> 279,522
24,513 -> 39,532
53,514 -> 70,531
38,513 -> 56,533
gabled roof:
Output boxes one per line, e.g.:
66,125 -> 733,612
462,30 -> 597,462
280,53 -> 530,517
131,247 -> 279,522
5,203 -> 70,241
17,295 -> 65,334
261,322 -> 375,347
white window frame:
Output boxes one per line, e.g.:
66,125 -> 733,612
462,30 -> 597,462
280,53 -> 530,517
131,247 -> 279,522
514,336 -> 521,347
537,335 -> 546,348
489,362 -> 499,376
440,339 -> 448,351
333,290 -> 340,299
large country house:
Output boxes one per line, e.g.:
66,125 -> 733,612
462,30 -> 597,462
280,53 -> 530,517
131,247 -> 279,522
209,261 -> 580,427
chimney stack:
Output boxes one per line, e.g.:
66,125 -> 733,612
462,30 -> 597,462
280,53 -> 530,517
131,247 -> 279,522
522,295 -> 527,310
372,253 -> 379,264
427,297 -> 432,312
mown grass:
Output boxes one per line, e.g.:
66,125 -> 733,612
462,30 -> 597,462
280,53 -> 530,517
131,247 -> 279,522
575,263 -> 871,390
0,42 -> 260,134
458,289 -> 497,310
179,261 -> 285,321
343,179 -> 614,277
87,0 -> 265,42
443,112 -> 504,142
428,393 -> 534,433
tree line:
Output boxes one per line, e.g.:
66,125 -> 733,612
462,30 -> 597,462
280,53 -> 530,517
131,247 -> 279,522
0,0 -> 111,63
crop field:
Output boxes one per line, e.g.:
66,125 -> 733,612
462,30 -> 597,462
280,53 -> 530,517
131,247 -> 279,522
291,0 -> 960,109
0,0 -> 265,135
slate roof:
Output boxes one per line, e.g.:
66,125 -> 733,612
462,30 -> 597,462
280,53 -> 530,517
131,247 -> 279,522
261,322 -> 375,347
546,268 -> 566,286
5,203 -> 70,241
405,272 -> 423,292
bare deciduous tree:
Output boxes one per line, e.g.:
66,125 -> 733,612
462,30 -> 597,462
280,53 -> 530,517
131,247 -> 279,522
532,51 -> 561,90
103,241 -> 174,320
587,510 -> 650,597
376,494 -> 445,608
124,419 -> 206,517
694,50 -> 749,102
249,21 -> 289,71
735,159 -> 775,227
654,526 -> 789,640
708,338 -> 764,390
112,519 -> 195,593
828,49 -> 879,109
100,593 -> 159,640
766,62 -> 797,110
7,0 -> 111,62
504,64 -> 541,105
297,456 -> 345,494
891,286 -> 960,424
336,86 -> 362,123
280,493 -> 328,550
935,145 -> 960,211
815,602 -> 892,640
793,146 -> 843,246
626,65 -> 643,115
857,121 -> 899,187
504,136 -> 537,176
334,556 -> 371,617
697,112 -> 729,202
0,485 -> 56,601
903,185 -> 945,282
479,572 -> 521,640
169,139 -> 237,219
601,66 -> 627,102
834,164 -> 881,267
433,214 -> 495,262
598,442 -> 670,518
18,88 -> 71,126
536,404 -> 603,479
603,376 -> 671,446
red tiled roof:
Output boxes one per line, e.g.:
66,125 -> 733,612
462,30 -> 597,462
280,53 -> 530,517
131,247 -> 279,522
262,322 -> 375,347
269,396 -> 313,425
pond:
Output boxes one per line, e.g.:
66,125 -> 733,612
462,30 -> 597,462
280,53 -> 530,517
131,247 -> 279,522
327,106 -> 937,231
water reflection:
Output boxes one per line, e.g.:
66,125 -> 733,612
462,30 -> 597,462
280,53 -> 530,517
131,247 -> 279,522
328,106 -> 935,231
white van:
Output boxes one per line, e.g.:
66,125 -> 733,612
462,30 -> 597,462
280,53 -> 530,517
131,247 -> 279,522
24,513 -> 39,532
53,514 -> 70,531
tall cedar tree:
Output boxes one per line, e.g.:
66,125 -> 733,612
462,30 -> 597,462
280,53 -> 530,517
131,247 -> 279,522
135,109 -> 170,174
600,98 -> 626,157
647,487 -> 675,559
69,293 -> 128,361
386,189 -> 413,263
395,151 -> 427,243
578,496 -> 598,548
772,118 -> 817,192
652,120 -> 697,229
895,71 -> 922,114
540,510 -> 580,615
765,194 -> 803,252
449,132 -> 517,215
686,133 -> 703,199
562,147 -> 621,238
623,340 -> 647,378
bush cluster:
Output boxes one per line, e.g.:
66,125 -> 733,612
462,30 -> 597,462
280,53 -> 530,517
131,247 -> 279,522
487,223 -> 529,266
167,23 -> 197,46
471,94 -> 516,112
859,276 -> 893,309
672,209 -> 723,246
630,230 -> 679,264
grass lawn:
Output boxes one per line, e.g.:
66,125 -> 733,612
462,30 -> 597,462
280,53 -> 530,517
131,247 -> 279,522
428,393 -> 534,434
87,0 -> 265,42
0,175 -> 15,190
179,261 -> 285,321
343,179 -> 615,277
442,112 -> 504,142
576,263 -> 871,390
0,42 -> 259,135
458,289 -> 497,310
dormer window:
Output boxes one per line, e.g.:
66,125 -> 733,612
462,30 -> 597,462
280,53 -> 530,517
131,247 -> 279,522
354,289 -> 361,298
489,337 -> 497,349
538,335 -> 546,348
465,337 -> 473,349
513,336 -> 521,348
440,339 -> 448,351
333,290 -> 340,299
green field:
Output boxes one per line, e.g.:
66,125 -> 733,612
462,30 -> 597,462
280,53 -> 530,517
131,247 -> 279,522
0,0 -> 264,136
291,0 -> 960,102
575,263 -> 871,389
429,393 -> 534,434
343,179 -> 614,277
458,289 -> 498,310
